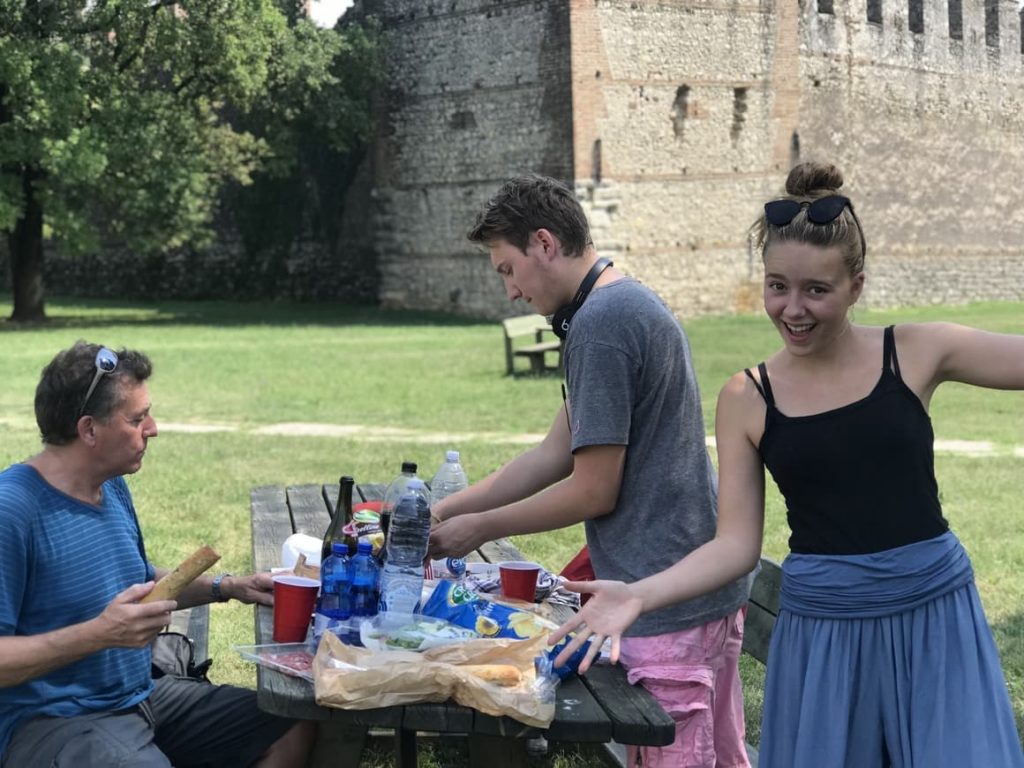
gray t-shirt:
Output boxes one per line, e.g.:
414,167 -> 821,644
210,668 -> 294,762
565,277 -> 751,637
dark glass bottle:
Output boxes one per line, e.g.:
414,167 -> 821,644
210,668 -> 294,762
322,476 -> 356,562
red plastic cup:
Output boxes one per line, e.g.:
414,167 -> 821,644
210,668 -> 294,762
499,561 -> 541,602
272,575 -> 319,643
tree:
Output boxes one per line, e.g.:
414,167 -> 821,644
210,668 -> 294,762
226,11 -> 381,283
0,0 -> 370,321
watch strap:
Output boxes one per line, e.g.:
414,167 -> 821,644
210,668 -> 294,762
211,572 -> 232,602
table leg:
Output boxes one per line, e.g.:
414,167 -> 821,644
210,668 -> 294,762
309,723 -> 368,768
395,728 -> 417,768
467,734 -> 530,768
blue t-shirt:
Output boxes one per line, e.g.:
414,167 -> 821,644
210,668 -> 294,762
0,464 -> 156,755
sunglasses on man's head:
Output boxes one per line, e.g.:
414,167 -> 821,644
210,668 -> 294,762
764,195 -> 853,227
79,347 -> 119,418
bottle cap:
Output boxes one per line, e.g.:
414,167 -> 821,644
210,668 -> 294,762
401,461 -> 417,473
331,541 -> 347,556
445,450 -> 460,462
357,538 -> 373,553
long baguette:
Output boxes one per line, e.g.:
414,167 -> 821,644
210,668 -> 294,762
140,545 -> 221,604
460,664 -> 523,687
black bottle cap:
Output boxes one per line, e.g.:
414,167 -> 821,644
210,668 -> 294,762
401,461 -> 417,473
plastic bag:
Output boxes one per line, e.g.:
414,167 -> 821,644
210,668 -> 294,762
421,580 -> 557,640
313,631 -> 557,727
359,613 -> 479,651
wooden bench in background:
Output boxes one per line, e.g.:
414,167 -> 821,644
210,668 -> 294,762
604,556 -> 781,768
502,314 -> 563,376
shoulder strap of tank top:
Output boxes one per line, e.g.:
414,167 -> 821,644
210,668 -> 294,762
883,325 -> 902,379
756,362 -> 776,406
743,367 -> 767,402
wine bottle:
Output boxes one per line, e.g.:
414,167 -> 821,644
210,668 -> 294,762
322,476 -> 355,562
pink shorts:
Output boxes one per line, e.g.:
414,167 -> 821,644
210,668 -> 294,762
619,605 -> 750,768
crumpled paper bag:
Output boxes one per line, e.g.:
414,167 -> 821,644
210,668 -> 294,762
312,631 -> 555,728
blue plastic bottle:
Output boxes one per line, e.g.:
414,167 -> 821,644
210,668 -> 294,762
318,542 -> 352,621
350,539 -> 381,622
378,478 -> 431,622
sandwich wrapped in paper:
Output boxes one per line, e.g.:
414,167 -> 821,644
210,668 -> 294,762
313,631 -> 557,727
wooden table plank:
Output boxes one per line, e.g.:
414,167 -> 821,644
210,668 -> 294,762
251,485 -> 291,574
577,664 -> 676,746
478,538 -> 524,564
357,482 -> 388,503
287,483 -> 331,538
544,674 -> 615,744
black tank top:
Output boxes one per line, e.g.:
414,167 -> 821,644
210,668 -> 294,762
745,326 -> 949,555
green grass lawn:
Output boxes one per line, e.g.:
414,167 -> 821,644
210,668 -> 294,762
1,296 -> 1021,764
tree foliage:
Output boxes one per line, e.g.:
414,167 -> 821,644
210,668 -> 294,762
0,0 -> 379,320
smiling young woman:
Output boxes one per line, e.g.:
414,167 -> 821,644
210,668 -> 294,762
550,161 -> 1024,768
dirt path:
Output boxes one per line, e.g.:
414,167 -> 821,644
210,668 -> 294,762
155,421 -> 1024,457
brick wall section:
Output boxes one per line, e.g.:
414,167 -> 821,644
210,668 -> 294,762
571,1 -> 780,315
364,0 -> 574,319
798,0 -> 1024,309
370,0 -> 1024,318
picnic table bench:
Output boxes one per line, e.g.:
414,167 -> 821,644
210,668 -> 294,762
502,314 -> 563,376
250,480 -> 675,768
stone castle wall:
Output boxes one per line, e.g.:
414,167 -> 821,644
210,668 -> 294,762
362,0 -> 574,318
368,0 -> 1024,319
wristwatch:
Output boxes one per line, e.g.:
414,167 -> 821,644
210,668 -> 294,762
211,572 -> 232,602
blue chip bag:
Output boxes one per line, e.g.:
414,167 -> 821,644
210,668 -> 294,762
546,636 -> 594,679
421,580 -> 553,640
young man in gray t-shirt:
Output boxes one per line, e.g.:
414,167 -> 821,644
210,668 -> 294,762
428,175 -> 752,768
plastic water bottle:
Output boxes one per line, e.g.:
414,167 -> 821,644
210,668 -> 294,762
429,450 -> 468,506
350,539 -> 381,619
348,538 -> 381,644
317,541 -> 351,621
380,461 -> 419,543
378,478 -> 431,621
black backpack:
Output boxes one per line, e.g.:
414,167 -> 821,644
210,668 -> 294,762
150,631 -> 213,681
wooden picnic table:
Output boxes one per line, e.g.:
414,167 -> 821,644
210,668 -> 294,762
250,481 -> 675,768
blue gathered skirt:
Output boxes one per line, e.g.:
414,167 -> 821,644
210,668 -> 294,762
760,531 -> 1023,768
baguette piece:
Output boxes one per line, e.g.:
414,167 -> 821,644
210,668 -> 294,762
461,664 -> 523,687
293,553 -> 320,581
141,545 -> 221,604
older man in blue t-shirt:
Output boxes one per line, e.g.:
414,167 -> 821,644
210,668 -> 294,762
0,342 -> 314,767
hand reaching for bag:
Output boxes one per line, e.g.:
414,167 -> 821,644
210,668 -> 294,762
546,579 -> 644,674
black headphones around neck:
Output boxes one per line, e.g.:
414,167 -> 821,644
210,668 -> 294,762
551,258 -> 613,340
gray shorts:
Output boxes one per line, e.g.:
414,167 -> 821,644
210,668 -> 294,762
3,676 -> 296,768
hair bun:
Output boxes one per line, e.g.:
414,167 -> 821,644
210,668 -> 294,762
785,162 -> 844,197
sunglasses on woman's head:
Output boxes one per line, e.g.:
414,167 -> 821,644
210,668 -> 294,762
764,195 -> 866,259
79,347 -> 119,417
764,195 -> 853,227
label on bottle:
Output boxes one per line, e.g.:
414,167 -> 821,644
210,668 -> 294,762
378,572 -> 423,616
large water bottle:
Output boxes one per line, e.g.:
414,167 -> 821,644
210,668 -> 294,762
380,461 -> 419,543
429,450 -> 468,506
378,478 -> 431,621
